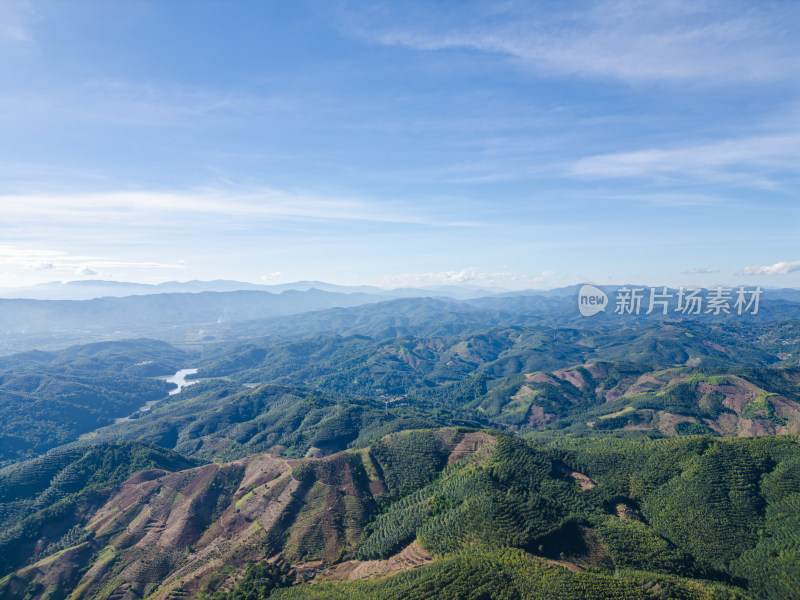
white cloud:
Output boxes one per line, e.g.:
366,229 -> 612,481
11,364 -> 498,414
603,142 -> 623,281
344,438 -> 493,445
681,268 -> 718,275
342,0 -> 799,84
24,261 -> 56,270
76,265 -> 101,277
0,187 -> 470,227
736,260 -> 800,276
72,78 -> 279,127
0,247 -> 68,266
0,245 -> 184,274
569,134 -> 800,185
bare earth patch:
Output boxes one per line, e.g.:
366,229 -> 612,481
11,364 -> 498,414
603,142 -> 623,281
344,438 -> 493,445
325,541 -> 433,581
622,375 -> 666,397
447,431 -> 496,465
545,559 -> 586,573
512,385 -> 537,401
584,363 -> 604,378
703,340 -> 728,353
527,405 -> 557,428
709,413 -> 739,436
772,397 -> 800,434
526,372 -> 557,384
552,367 -> 588,390
571,472 -> 596,491
602,375 -> 641,401
698,376 -> 761,414
657,412 -> 696,436
737,418 -> 778,437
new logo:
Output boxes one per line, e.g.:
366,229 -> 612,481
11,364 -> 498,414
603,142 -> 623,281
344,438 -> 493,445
578,284 -> 608,317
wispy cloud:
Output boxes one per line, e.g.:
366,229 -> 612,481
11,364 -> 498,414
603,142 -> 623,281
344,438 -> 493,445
339,0 -> 799,84
569,134 -> 800,185
681,267 -> 719,275
0,0 -> 37,44
736,260 -> 800,276
0,245 -> 183,279
0,187 -> 472,227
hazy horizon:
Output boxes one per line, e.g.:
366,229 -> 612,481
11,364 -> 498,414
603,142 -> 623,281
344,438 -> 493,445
1,276 -> 798,296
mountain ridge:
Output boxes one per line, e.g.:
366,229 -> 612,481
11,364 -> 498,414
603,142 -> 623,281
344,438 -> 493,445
3,430 -> 798,599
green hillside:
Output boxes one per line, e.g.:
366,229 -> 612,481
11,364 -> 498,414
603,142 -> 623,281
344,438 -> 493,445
2,430 -> 799,599
0,339 -> 192,464
195,321 -> 781,396
1,305 -> 800,599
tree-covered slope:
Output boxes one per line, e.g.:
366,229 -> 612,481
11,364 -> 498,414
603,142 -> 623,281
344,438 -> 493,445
3,320 -> 798,473
196,321 -> 782,397
79,361 -> 800,471
0,339 -> 192,464
3,430 -> 799,600
269,549 -> 749,600
83,381 -> 489,462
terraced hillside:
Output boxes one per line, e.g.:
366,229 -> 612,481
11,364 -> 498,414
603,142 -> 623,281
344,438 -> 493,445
2,429 -> 799,599
480,363 -> 800,437
0,429 -> 481,599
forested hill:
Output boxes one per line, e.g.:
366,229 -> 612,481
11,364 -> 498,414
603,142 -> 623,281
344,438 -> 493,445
0,339 -> 192,465
4,318 -> 800,467
2,430 -> 798,599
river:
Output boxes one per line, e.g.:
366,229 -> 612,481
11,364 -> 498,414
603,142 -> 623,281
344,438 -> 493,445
112,368 -> 199,424
165,368 -> 199,395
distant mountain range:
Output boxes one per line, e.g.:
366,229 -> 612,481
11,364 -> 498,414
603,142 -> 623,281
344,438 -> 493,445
2,278 -> 797,302
0,289 -> 387,355
0,279 -> 503,301
2,284 -> 800,356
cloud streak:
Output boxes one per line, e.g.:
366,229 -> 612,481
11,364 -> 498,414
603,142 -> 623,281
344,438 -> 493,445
0,187 -> 473,227
341,0 -> 800,84
737,260 -> 800,276
0,245 -> 183,275
681,268 -> 718,275
569,134 -> 800,185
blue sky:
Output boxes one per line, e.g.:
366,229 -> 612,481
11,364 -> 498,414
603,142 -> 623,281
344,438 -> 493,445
1,0 -> 799,290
